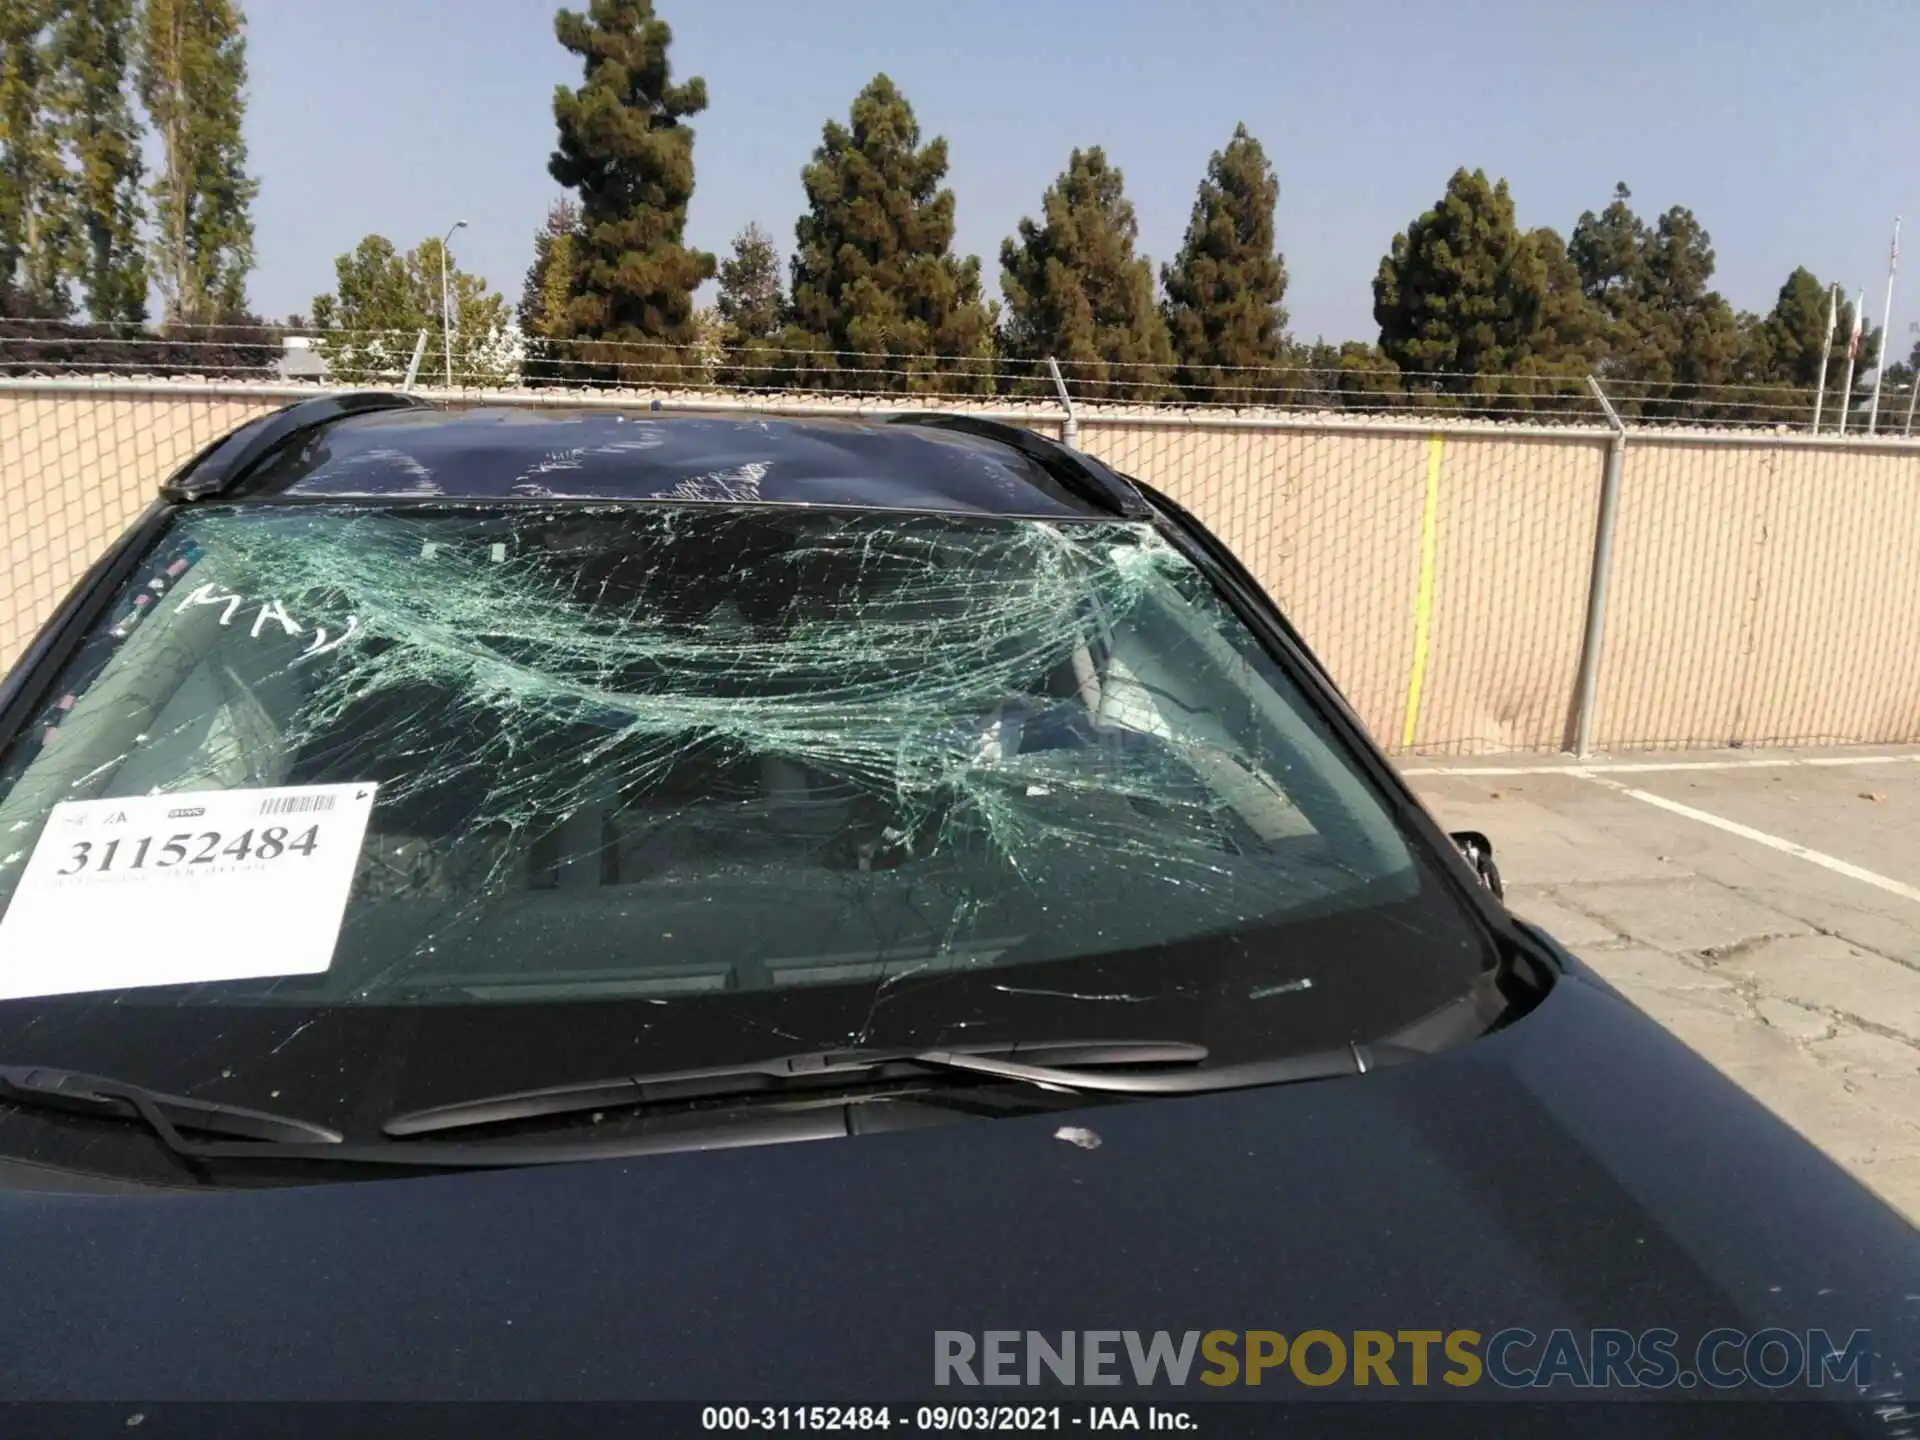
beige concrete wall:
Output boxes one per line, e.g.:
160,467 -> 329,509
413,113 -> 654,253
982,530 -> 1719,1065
6,385 -> 1920,757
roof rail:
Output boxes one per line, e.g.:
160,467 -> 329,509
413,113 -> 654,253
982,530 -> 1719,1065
882,412 -> 1148,519
161,391 -> 431,501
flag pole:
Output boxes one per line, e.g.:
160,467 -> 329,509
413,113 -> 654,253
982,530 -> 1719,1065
1868,216 -> 1900,434
1840,288 -> 1865,435
1813,282 -> 1837,433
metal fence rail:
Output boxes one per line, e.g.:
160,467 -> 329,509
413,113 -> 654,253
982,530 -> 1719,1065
6,374 -> 1920,758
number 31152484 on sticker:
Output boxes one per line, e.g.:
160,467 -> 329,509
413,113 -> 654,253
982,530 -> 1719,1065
56,823 -> 324,877
0,783 -> 379,1002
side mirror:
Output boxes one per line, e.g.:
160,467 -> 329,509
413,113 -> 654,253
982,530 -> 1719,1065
1449,830 -> 1504,899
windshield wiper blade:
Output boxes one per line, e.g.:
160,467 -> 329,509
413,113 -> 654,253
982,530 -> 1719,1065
913,1040 -> 1410,1095
383,1038 -> 1214,1139
0,1063 -> 859,1173
0,1065 -> 344,1150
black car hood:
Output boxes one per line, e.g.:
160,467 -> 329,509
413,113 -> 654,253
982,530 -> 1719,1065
0,971 -> 1915,1411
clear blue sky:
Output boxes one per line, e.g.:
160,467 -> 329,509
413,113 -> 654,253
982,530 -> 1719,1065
244,0 -> 1920,345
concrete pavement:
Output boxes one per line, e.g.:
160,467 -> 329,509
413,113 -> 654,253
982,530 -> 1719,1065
1405,747 -> 1920,1225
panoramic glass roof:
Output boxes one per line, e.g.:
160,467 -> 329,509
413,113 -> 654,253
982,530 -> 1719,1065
240,407 -> 1120,518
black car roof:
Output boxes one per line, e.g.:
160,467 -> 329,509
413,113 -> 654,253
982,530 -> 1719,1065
169,396 -> 1147,520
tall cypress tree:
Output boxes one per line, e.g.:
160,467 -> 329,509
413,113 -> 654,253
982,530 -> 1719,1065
52,0 -> 146,322
0,0 -> 74,314
785,74 -> 992,394
548,0 -> 714,384
137,0 -> 257,323
1160,123 -> 1289,401
999,146 -> 1172,399
1373,168 -> 1545,382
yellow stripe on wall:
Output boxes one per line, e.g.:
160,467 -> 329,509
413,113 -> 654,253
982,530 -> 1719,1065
1400,434 -> 1444,750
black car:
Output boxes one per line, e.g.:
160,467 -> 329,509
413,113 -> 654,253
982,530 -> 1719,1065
0,395 -> 1912,1435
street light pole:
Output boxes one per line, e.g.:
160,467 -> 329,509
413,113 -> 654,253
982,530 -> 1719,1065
441,218 -> 468,389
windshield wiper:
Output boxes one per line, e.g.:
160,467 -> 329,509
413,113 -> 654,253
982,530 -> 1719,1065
385,1039 -> 1208,1137
382,1037 -> 1410,1140
0,1064 -> 345,1156
0,1059 -> 857,1173
386,963 -> 1523,1145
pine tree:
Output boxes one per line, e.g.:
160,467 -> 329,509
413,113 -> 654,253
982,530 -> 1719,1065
137,0 -> 257,323
716,222 -> 782,342
999,146 -> 1172,400
1373,168 -> 1545,383
51,0 -> 146,322
1736,269 -> 1873,427
548,0 -> 714,385
517,198 -> 580,384
713,221 -> 786,388
0,0 -> 74,313
1525,227 -> 1606,371
1568,184 -> 1645,310
1160,123 -> 1289,402
1475,226 -> 1611,415
1568,184 -> 1753,417
1757,268 -> 1834,388
785,74 -> 993,394
518,198 -> 580,339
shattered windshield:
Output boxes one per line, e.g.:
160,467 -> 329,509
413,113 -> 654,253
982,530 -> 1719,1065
0,501 -> 1490,1138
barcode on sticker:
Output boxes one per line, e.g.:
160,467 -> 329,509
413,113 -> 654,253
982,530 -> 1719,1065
259,794 -> 335,817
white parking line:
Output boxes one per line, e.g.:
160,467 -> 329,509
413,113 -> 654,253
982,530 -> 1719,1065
1401,754 -> 1920,778
1568,770 -> 1920,906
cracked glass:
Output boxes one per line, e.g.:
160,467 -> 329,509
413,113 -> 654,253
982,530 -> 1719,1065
0,498 -> 1490,1125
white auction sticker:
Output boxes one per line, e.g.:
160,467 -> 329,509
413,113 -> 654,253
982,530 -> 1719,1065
0,782 -> 378,1001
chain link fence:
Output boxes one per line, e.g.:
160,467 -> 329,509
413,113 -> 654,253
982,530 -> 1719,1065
0,385 -> 287,669
1080,418 -> 1612,754
1594,435 -> 1920,749
7,360 -> 1920,759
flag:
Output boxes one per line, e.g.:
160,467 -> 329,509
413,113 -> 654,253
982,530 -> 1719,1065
1849,302 -> 1863,360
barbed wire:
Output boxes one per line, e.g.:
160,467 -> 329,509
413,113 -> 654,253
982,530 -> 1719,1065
0,348 -> 1598,398
6,319 -> 1881,389
4,319 -> 1908,431
0,339 -> 1858,397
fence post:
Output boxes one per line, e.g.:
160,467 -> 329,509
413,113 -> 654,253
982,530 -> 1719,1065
1572,376 -> 1628,758
401,329 -> 429,392
1813,282 -> 1836,433
1046,356 -> 1078,450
